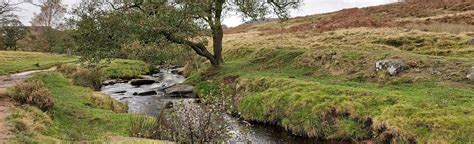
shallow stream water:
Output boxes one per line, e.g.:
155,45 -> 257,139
101,68 -> 346,143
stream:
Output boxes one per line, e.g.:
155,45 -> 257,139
100,67 -> 345,143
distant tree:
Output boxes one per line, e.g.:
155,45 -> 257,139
1,19 -> 27,50
1,2 -> 17,50
31,0 -> 66,29
30,0 -> 66,53
73,1 -> 301,66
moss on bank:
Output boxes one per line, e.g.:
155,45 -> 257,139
101,59 -> 150,79
190,28 -> 474,143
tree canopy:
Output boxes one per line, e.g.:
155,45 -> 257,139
72,1 -> 301,65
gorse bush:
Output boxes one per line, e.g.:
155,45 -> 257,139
8,80 -> 54,111
71,67 -> 104,90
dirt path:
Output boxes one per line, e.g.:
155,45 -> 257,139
0,67 -> 57,142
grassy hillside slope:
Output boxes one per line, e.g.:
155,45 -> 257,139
191,1 -> 474,143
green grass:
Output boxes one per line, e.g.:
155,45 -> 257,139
101,59 -> 150,79
0,51 -> 77,75
11,73 -> 153,142
190,30 -> 474,143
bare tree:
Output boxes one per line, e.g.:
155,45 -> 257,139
31,0 -> 66,29
0,2 -> 13,15
29,0 -> 66,52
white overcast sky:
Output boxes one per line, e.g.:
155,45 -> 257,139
12,0 -> 397,27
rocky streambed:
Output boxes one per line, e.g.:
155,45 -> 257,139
100,67 -> 341,143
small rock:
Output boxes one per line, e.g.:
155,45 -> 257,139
165,84 -> 197,98
432,71 -> 442,75
133,91 -> 158,96
102,80 -> 118,86
467,67 -> 474,81
114,91 -> 127,94
169,65 -> 181,69
119,97 -> 131,100
468,38 -> 474,45
138,75 -> 155,80
375,59 -> 409,76
130,79 -> 156,86
170,68 -> 185,75
165,101 -> 173,109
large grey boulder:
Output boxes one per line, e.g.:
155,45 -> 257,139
130,79 -> 156,86
375,59 -> 409,76
165,84 -> 197,98
467,67 -> 474,81
468,38 -> 474,45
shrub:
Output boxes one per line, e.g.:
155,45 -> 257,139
129,116 -> 158,138
8,80 -> 55,111
57,63 -> 79,76
86,93 -> 128,113
71,67 -> 104,90
129,101 -> 230,142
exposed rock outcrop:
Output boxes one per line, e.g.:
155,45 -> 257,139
467,67 -> 474,81
468,38 -> 474,45
375,59 -> 409,76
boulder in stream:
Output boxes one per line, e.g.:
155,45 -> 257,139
102,80 -> 118,86
133,91 -> 158,96
165,84 -> 197,98
130,79 -> 156,86
171,68 -> 185,75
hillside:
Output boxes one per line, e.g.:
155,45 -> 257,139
190,1 -> 474,143
226,1 -> 474,34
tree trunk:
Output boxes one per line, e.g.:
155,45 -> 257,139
212,27 -> 224,65
211,0 -> 225,66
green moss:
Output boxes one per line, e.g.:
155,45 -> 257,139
189,43 -> 474,143
101,59 -> 150,79
0,51 -> 77,75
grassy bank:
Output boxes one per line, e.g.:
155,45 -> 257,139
0,51 -> 77,75
7,73 -> 157,142
101,59 -> 150,79
190,28 -> 474,143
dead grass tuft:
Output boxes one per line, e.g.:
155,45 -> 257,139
8,81 -> 55,111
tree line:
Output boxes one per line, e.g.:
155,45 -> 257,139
1,0 -> 301,66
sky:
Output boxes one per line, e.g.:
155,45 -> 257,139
11,0 -> 398,27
